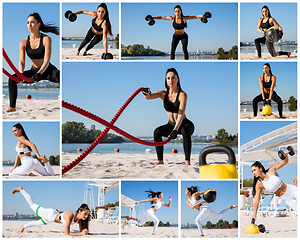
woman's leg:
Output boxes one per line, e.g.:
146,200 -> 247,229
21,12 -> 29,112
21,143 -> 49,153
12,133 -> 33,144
206,207 -> 231,218
78,28 -> 95,52
86,35 -> 103,52
154,122 -> 174,162
9,158 -> 35,177
195,206 -> 211,235
179,119 -> 195,163
254,37 -> 266,58
252,94 -> 263,117
128,209 -> 151,226
32,158 -> 55,176
41,63 -> 60,84
170,34 -> 180,60
146,209 -> 160,234
181,33 -> 189,60
281,184 -> 297,213
271,91 -> 283,118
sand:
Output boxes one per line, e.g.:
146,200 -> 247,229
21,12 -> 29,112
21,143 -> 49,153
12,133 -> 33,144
181,228 -> 238,238
240,52 -> 297,60
3,99 -> 60,120
2,219 -> 119,238
62,153 -> 238,179
2,166 -> 60,179
240,214 -> 297,238
62,48 -> 119,60
240,111 -> 297,119
121,225 -> 178,238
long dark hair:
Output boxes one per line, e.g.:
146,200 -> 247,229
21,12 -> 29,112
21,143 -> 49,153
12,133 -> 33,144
76,204 -> 90,230
261,5 -> 272,18
98,3 -> 113,36
263,63 -> 273,76
174,5 -> 187,28
251,161 -> 269,197
145,189 -> 162,204
13,123 -> 32,151
28,13 -> 59,35
165,68 -> 182,90
187,186 -> 202,200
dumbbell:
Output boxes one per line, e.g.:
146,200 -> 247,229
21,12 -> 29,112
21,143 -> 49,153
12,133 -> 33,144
101,52 -> 113,60
278,146 -> 295,160
201,11 -> 212,24
142,88 -> 150,95
145,15 -> 155,26
65,10 -> 77,22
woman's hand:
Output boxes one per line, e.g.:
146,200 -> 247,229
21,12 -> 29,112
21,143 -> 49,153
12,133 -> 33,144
168,196 -> 172,201
10,167 -> 16,173
135,201 -> 140,205
81,229 -> 89,235
39,154 -> 48,163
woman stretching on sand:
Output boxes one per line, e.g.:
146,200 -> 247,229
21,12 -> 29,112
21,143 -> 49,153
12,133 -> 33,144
122,189 -> 171,235
6,12 -> 60,113
12,186 -> 89,236
252,63 -> 283,118
143,68 -> 194,165
9,123 -> 55,177
73,3 -> 113,56
254,5 -> 291,59
185,186 -> 237,237
250,152 -> 297,220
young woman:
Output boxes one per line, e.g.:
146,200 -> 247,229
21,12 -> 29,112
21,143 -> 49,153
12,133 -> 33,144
12,186 -> 89,236
255,5 -> 291,59
9,123 -> 55,177
143,68 -> 194,165
122,190 -> 171,235
73,3 -> 113,56
152,5 -> 204,60
6,12 -> 60,113
252,63 -> 283,118
185,186 -> 237,237
250,150 -> 297,220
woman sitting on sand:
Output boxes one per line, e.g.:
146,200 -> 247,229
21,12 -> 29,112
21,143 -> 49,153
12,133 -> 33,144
185,186 -> 237,237
73,3 -> 113,56
254,5 -> 291,59
122,189 -> 171,235
12,186 -> 89,236
143,68 -> 194,165
9,123 -> 55,177
250,152 -> 297,221
252,63 -> 283,118
6,12 -> 60,113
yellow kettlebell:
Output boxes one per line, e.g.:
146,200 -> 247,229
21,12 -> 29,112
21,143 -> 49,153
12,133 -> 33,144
262,105 -> 272,116
198,145 -> 238,179
246,219 -> 259,234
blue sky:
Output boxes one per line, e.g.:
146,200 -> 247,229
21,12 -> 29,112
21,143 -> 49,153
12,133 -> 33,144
181,181 -> 238,225
121,181 -> 178,224
3,122 -> 60,161
62,62 -> 238,137
121,3 -> 238,52
240,3 -> 297,42
3,181 -> 119,215
240,121 -> 297,184
240,62 -> 297,101
3,3 -> 60,73
62,3 -> 119,38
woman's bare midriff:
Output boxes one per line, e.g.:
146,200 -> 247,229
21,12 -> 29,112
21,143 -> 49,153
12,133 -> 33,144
174,29 -> 185,35
151,207 -> 158,213
92,26 -> 103,35
19,152 -> 32,160
264,88 -> 271,94
274,183 -> 287,197
167,111 -> 185,123
31,59 -> 44,69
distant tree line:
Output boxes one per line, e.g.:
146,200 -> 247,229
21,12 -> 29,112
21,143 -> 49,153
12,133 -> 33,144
214,128 -> 238,146
121,217 -> 171,227
217,45 -> 238,59
288,96 -> 297,111
205,219 -> 238,229
121,44 -> 166,56
62,121 -> 125,143
33,154 -> 60,166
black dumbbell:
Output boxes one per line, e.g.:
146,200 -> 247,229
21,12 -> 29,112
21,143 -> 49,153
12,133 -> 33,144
101,52 -> 113,60
258,224 -> 266,233
65,10 -> 77,22
278,146 -> 295,160
201,11 -> 212,24
142,88 -> 150,95
145,14 -> 155,26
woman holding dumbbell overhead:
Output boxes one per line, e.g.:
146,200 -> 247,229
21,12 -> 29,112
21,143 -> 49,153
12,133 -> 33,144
143,68 -> 194,165
70,3 -> 113,57
250,147 -> 297,221
146,5 -> 211,60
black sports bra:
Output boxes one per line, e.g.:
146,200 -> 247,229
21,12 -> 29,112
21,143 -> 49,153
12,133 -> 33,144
164,89 -> 181,113
92,17 -> 104,32
173,16 -> 185,30
260,18 -> 272,30
262,75 -> 272,88
25,33 -> 45,60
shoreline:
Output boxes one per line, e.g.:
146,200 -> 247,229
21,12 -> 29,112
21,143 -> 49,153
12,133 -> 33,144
240,52 -> 297,60
62,48 -> 119,60
240,111 -> 297,119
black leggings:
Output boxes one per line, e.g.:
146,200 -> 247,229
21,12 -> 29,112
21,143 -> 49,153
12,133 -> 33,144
8,63 -> 59,108
78,27 -> 103,52
254,36 -> 289,57
171,32 -> 189,60
154,118 -> 194,161
252,91 -> 283,117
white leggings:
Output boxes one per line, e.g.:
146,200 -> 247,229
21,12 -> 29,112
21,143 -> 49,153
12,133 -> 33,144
20,189 -> 58,229
280,184 -> 297,213
9,156 -> 55,177
128,208 -> 159,234
195,205 -> 231,235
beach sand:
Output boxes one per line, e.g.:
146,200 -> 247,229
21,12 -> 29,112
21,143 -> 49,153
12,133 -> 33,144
121,226 -> 178,238
2,219 -> 119,238
2,166 -> 60,179
240,52 -> 297,60
3,99 -> 60,120
62,48 -> 119,60
240,214 -> 297,238
181,228 -> 238,238
62,153 -> 238,179
240,111 -> 297,119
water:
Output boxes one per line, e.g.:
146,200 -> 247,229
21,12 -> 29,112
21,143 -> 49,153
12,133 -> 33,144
240,104 -> 296,113
240,45 -> 297,54
63,142 -> 238,155
122,55 -> 218,60
3,89 -> 59,100
62,40 -> 118,49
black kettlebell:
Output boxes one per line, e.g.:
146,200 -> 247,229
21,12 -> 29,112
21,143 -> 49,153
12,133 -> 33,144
65,10 -> 77,22
101,53 -> 113,60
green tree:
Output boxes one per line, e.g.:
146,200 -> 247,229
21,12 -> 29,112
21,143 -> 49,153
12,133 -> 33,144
228,45 -> 238,59
215,128 -> 229,144
206,221 -> 213,229
231,220 -> 238,228
243,178 -> 253,187
217,47 -> 225,59
165,221 -> 170,227
115,33 -> 119,49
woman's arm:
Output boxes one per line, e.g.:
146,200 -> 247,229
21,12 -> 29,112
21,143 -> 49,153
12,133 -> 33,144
64,213 -> 88,236
257,18 -> 265,34
258,76 -> 265,99
184,15 -> 203,20
173,92 -> 187,131
270,150 -> 289,172
153,16 -> 173,21
18,39 -> 26,74
143,89 -> 165,101
185,199 -> 205,209
34,36 -> 51,77
268,75 -> 276,99
136,197 -> 157,205
73,10 -> 96,17
252,183 -> 262,220
161,197 -> 172,208
10,155 -> 21,173
18,136 -> 43,159
102,20 -> 108,54
270,18 -> 282,31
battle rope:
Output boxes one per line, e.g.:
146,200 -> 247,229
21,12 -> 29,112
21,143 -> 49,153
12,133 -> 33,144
62,87 -> 169,174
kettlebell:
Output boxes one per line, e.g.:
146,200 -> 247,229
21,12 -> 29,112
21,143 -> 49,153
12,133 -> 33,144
262,105 -> 272,116
198,145 -> 238,179
246,218 -> 259,234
